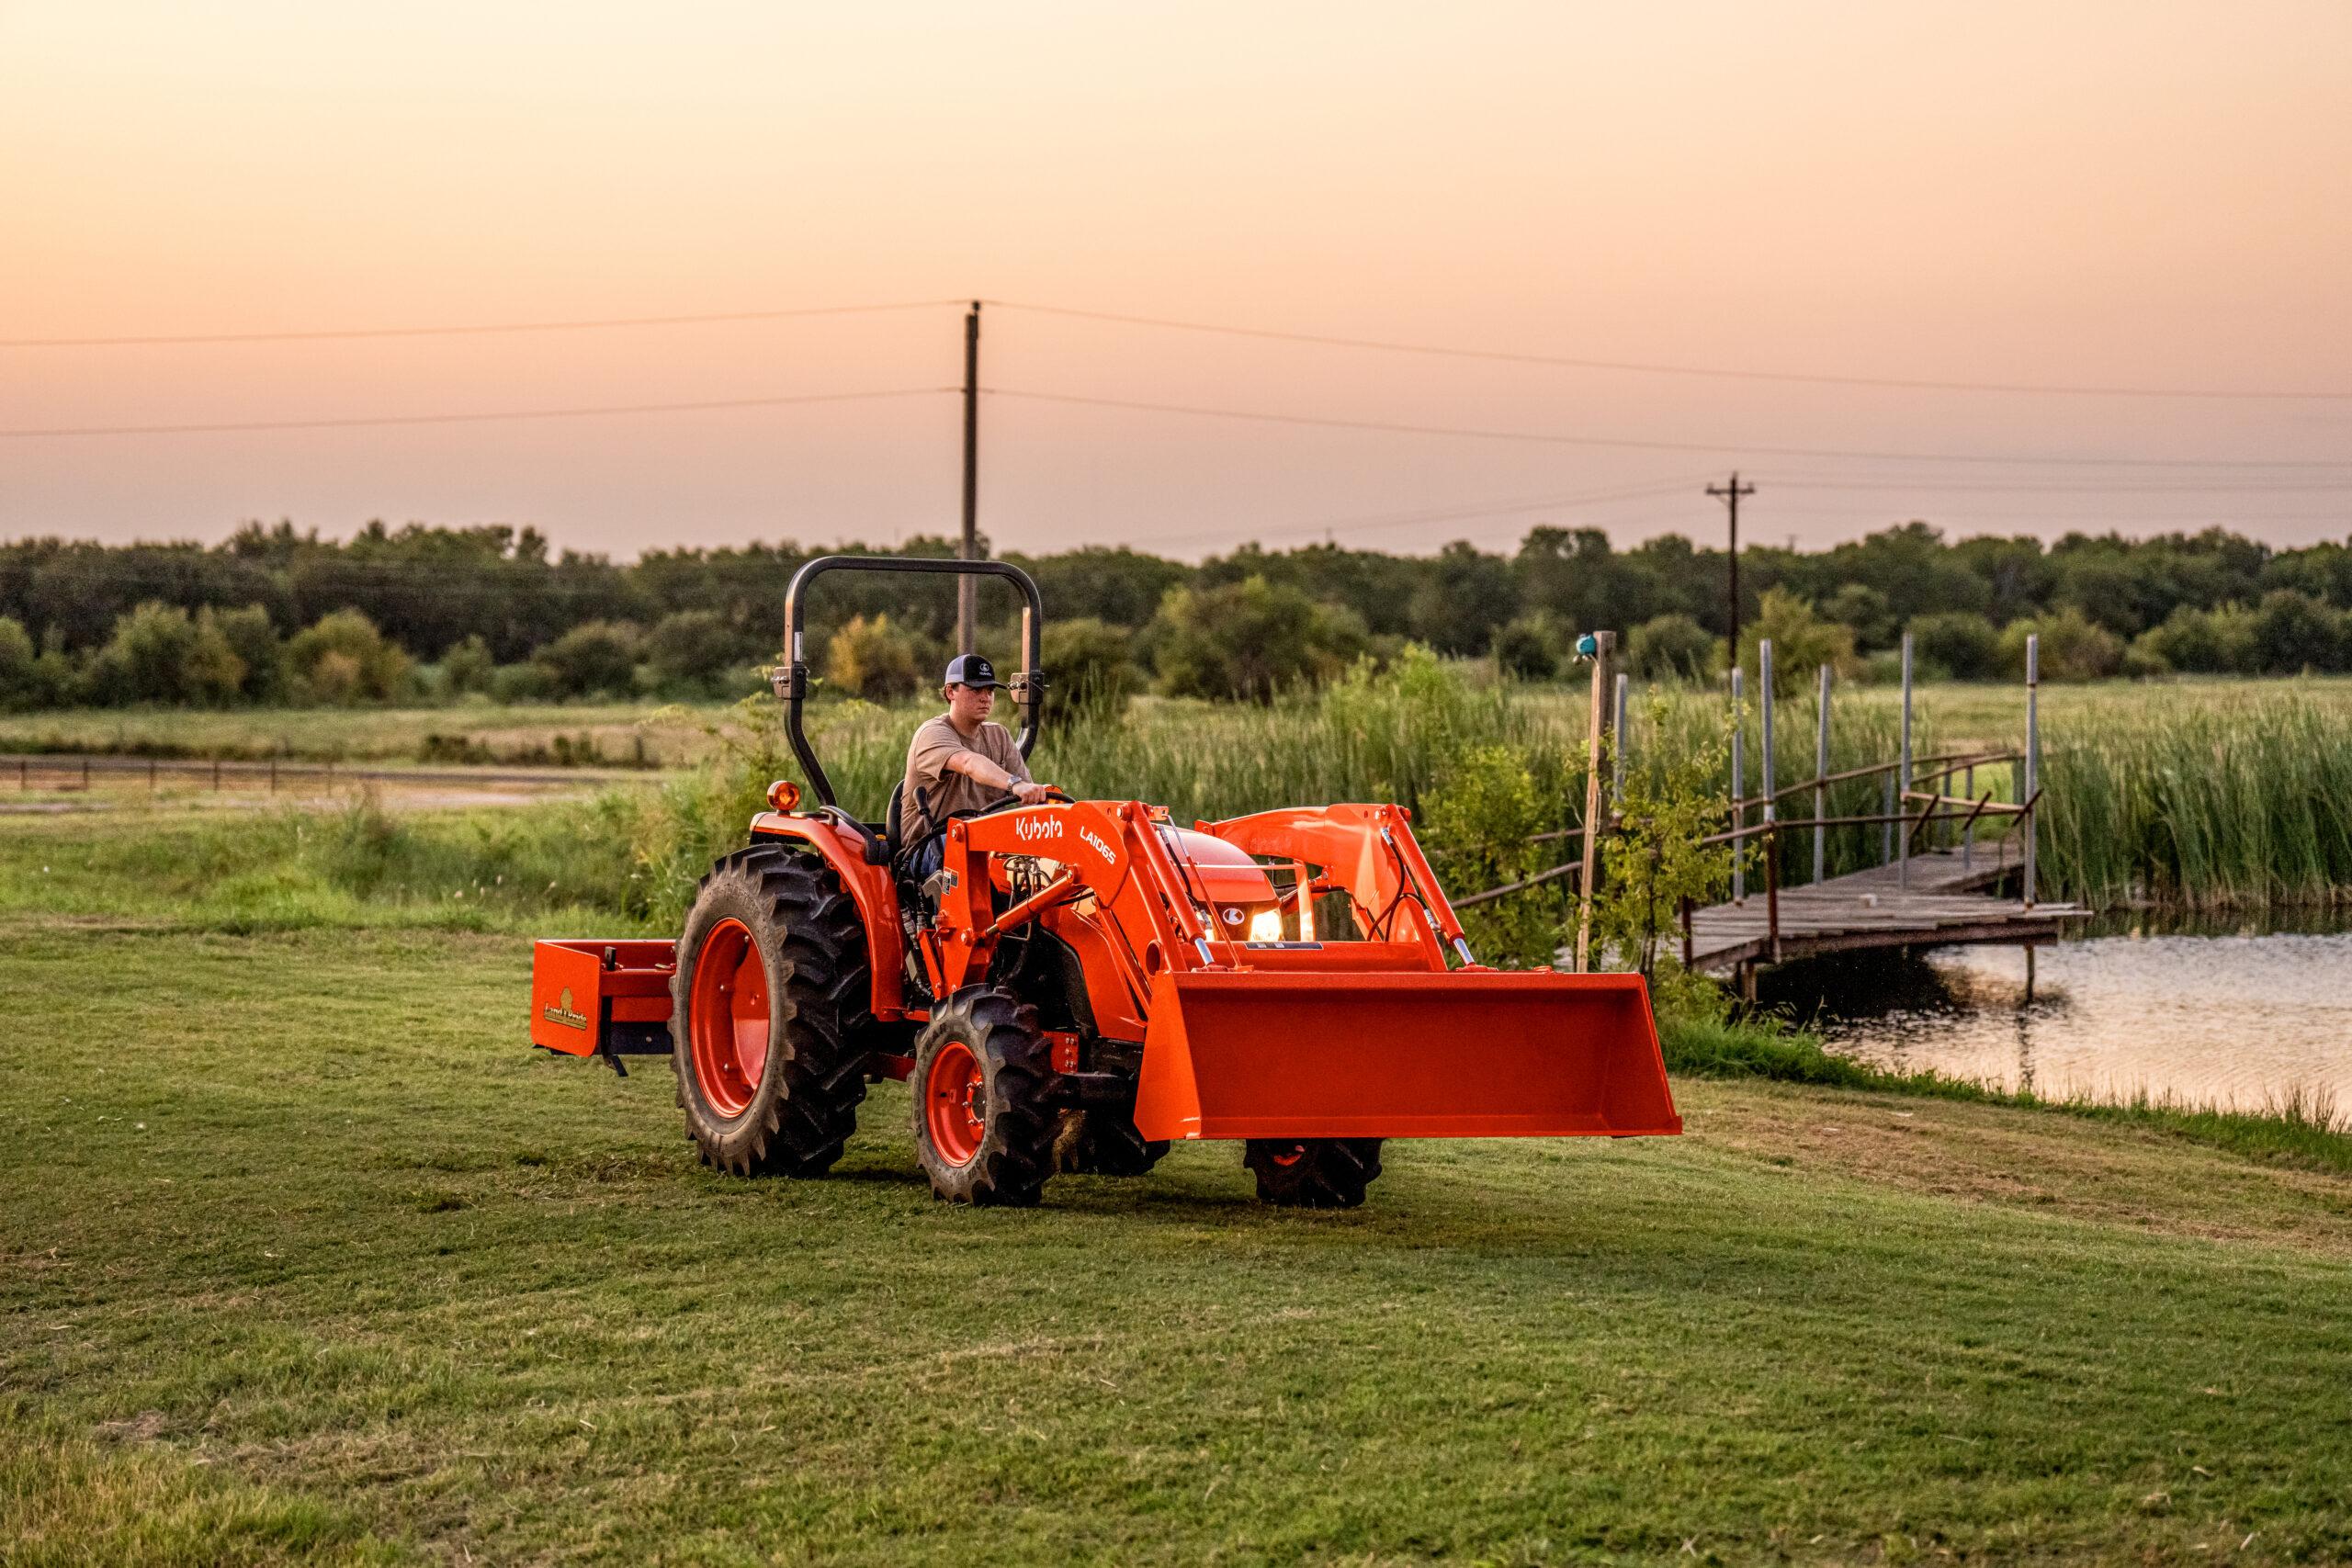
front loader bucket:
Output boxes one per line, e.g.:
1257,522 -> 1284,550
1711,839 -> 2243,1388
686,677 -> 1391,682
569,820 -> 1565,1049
1131,970 -> 1679,1143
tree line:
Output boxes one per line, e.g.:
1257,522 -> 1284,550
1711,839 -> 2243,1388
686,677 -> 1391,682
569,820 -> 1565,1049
2,517 -> 2349,710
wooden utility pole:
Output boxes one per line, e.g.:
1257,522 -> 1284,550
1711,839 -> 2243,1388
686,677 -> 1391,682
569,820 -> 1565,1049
957,300 -> 981,654
1706,472 -> 1756,659
1573,629 -> 1615,973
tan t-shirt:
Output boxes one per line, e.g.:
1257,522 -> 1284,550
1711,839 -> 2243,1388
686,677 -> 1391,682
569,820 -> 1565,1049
901,714 -> 1030,841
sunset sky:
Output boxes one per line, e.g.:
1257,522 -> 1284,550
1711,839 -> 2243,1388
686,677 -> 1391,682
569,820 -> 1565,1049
5,1 -> 2348,560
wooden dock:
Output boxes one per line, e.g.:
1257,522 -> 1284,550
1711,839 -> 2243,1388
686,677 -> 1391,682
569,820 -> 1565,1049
1681,840 -> 2087,973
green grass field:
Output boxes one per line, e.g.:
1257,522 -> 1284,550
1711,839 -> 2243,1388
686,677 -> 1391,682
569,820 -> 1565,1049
6,805 -> 2351,1564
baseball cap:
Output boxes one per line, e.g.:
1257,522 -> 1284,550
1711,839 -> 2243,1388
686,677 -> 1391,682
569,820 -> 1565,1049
944,653 -> 1005,689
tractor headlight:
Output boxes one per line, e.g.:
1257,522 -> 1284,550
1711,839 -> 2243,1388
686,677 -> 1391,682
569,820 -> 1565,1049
1248,908 -> 1283,944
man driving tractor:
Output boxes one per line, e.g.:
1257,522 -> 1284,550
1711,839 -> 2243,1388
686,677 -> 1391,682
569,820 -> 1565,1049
900,653 -> 1048,878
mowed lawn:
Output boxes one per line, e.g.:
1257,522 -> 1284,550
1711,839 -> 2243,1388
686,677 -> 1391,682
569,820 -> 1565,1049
6,919 -> 2352,1562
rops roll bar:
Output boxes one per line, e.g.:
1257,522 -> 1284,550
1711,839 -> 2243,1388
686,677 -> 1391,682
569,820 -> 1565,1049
774,555 -> 1046,809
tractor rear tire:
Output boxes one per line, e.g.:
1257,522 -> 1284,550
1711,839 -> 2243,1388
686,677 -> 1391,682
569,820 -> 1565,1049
910,987 -> 1057,1206
1243,1138 -> 1383,1208
672,845 -> 871,1178
1060,1111 -> 1169,1177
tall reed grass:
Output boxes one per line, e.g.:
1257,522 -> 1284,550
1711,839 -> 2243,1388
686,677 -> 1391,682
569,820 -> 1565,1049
617,663 -> 2352,923
2039,694 -> 2352,908
619,654 -> 1594,928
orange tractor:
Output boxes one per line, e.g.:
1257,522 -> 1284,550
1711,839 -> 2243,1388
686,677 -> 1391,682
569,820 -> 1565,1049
530,557 -> 1679,1206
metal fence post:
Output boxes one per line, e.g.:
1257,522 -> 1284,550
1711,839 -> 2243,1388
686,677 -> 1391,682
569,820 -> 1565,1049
2024,632 -> 2040,909
1759,640 -> 1776,895
1611,671 -> 1628,808
1574,630 -> 1615,973
1814,663 -> 1832,884
1729,665 -> 1746,906
1897,631 -> 1913,890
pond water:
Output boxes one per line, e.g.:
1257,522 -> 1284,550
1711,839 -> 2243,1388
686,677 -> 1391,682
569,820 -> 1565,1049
1757,913 -> 2352,1115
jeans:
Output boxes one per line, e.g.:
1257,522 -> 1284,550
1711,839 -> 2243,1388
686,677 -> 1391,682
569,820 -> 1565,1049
907,832 -> 944,882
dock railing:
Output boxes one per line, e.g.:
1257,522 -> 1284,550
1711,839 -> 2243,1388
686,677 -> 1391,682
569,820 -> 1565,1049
1460,628 -> 2051,973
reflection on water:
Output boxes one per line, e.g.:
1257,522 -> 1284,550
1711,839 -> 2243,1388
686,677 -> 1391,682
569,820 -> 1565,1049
1757,912 -> 2352,1112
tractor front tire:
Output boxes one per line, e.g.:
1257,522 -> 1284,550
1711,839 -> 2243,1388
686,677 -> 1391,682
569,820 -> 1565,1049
911,987 -> 1057,1206
672,845 -> 871,1178
1243,1138 -> 1383,1209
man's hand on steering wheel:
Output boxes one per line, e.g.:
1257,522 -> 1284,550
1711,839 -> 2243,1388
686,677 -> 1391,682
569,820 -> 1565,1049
1011,779 -> 1053,806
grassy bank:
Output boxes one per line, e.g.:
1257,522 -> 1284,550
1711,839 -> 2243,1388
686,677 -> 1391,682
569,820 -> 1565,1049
6,907 -> 2350,1564
0,701 -> 718,767
1662,1014 -> 2352,1177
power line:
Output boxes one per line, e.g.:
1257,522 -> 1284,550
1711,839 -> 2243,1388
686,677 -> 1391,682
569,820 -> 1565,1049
1125,475 -> 1713,551
0,299 -> 965,349
1759,474 -> 2352,494
981,387 -> 2352,472
0,388 -> 954,439
13,290 -> 2345,402
986,299 -> 2352,402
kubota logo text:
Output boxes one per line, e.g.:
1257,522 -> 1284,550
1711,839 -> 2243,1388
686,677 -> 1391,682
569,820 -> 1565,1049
1013,817 -> 1063,843
542,987 -> 589,1032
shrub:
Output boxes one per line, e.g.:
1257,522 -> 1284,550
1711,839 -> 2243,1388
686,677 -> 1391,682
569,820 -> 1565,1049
0,617 -> 39,710
1042,616 -> 1140,712
533,621 -> 641,699
209,604 -> 282,702
1419,743 -> 1570,968
2001,606 -> 2123,682
2134,604 -> 2257,675
1152,576 -> 1366,703
647,610 -> 753,694
1824,582 -> 1895,649
2251,589 -> 2346,674
284,609 -> 412,705
1491,615 -> 1564,681
489,660 -> 559,704
825,613 -> 922,701
1625,613 -> 1716,681
1906,611 -> 2002,681
85,602 -> 247,706
438,634 -> 495,697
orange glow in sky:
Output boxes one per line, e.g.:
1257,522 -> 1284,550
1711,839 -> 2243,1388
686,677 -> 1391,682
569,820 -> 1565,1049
4,1 -> 2348,558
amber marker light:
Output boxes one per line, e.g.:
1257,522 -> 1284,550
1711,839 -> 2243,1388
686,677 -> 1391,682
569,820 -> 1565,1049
765,780 -> 801,812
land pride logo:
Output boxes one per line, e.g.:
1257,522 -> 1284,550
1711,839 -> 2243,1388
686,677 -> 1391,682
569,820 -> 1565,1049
542,987 -> 590,1032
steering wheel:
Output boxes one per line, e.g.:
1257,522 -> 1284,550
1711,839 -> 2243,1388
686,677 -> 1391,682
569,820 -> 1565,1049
956,785 -> 1071,821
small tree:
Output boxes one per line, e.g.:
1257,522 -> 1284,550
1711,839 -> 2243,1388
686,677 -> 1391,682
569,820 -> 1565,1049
1042,616 -> 1140,713
1150,576 -> 1366,703
0,617 -> 38,710
1737,589 -> 1857,696
286,609 -> 413,704
825,613 -> 922,700
1589,704 -> 1741,1022
86,601 -> 245,706
1419,744 -> 1568,969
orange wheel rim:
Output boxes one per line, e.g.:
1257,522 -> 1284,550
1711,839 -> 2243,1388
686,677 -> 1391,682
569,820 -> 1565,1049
924,1040 -> 986,1167
689,918 -> 769,1119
